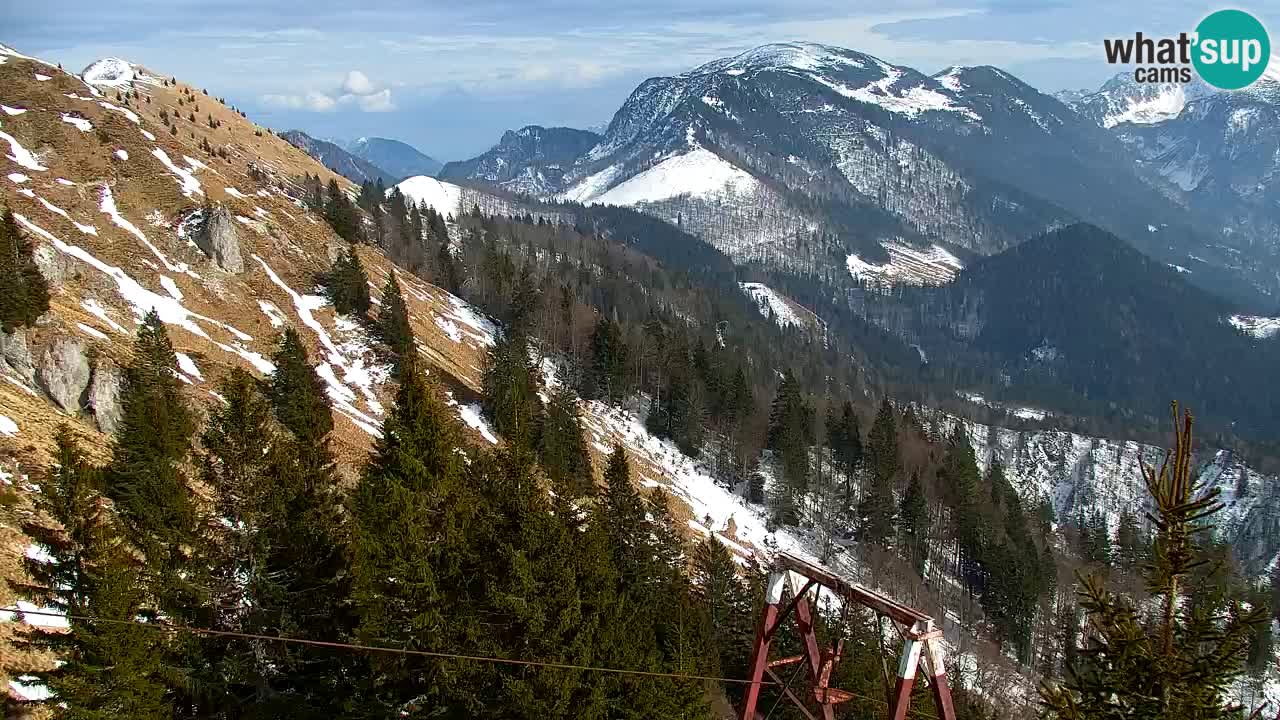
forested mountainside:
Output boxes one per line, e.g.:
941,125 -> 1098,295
346,136 -> 441,180
281,129 -> 396,185
1,42 -> 1276,720
1063,68 -> 1280,307
438,125 -> 601,196
445,41 -> 1274,306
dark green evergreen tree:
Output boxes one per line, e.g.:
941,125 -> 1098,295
859,398 -> 899,545
266,327 -> 334,450
1041,405 -> 1267,718
103,310 -> 200,621
539,383 -> 594,497
0,209 -> 50,332
348,358 -> 480,717
198,369 -> 354,716
11,429 -> 172,718
481,325 -> 542,452
581,313 -> 628,403
323,178 -> 360,242
374,271 -> 414,371
325,247 -> 372,317
898,469 -> 929,573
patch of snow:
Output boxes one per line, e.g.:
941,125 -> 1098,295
151,148 -> 203,197
175,352 -> 203,381
740,282 -> 804,328
935,66 -> 966,91
846,241 -> 964,286
34,73 -> 51,82
7,172 -> 27,184
0,415 -> 17,437
0,130 -> 47,171
99,185 -> 194,276
2,105 -> 26,115
114,149 -> 128,161
560,164 -> 622,203
141,129 -> 155,141
258,300 -> 287,328
60,113 -> 91,131
587,149 -> 758,206
96,100 -> 140,125
55,178 -> 75,186
8,677 -> 51,702
75,322 -> 109,340
81,298 -> 130,334
1229,315 -> 1280,339
158,276 -> 184,302
37,196 -> 97,235
225,187 -> 246,199
82,57 -> 135,87
2,600 -> 68,629
458,404 -> 498,444
392,176 -> 462,217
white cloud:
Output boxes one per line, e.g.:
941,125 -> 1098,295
342,70 -> 376,95
352,88 -> 395,112
261,70 -> 393,112
261,90 -> 339,112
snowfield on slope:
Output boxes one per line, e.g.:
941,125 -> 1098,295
739,282 -> 819,330
847,241 -> 964,286
393,176 -> 463,217
576,149 -> 758,206
1229,314 -> 1280,339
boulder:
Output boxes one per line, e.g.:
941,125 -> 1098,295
193,205 -> 244,273
0,328 -> 36,385
37,335 -> 91,413
87,356 -> 123,434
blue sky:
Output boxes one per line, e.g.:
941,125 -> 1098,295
4,1 -> 1278,160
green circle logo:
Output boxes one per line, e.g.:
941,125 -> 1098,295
1193,9 -> 1271,90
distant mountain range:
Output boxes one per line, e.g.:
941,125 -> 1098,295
281,131 -> 441,185
1058,68 -> 1280,304
440,42 -> 1280,308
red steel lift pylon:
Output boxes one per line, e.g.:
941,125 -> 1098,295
739,553 -> 956,720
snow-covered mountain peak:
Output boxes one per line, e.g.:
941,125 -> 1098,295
81,57 -> 140,87
687,41 -> 873,78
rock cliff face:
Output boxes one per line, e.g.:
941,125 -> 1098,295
931,409 -> 1280,578
36,335 -> 90,414
87,356 -> 122,434
193,205 -> 244,273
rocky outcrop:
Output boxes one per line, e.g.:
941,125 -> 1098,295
36,335 -> 91,413
0,328 -> 36,385
87,356 -> 123,434
193,205 -> 244,273
32,242 -> 74,288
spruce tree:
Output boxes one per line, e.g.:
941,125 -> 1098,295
374,271 -> 414,370
0,208 -> 50,332
539,383 -> 594,497
692,536 -> 754,686
104,310 -> 199,612
898,469 -> 929,573
859,398 -> 899,545
198,369 -> 354,716
323,178 -> 360,242
481,324 -> 542,452
1041,404 -> 1267,718
266,327 -> 334,449
581,314 -> 628,403
12,429 -> 172,718
348,358 -> 479,716
325,247 -> 371,317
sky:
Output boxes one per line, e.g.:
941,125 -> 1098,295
4,1 -> 1279,161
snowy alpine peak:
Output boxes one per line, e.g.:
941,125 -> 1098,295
1060,71 -> 1262,128
81,57 -> 140,87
